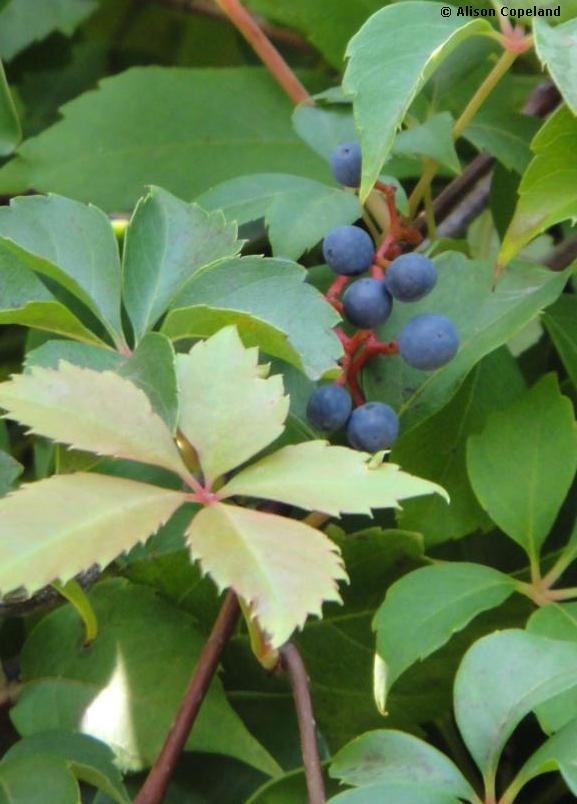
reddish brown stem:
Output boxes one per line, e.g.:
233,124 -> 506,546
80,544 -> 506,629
215,0 -> 312,106
280,643 -> 326,804
135,592 -> 240,804
326,274 -> 350,310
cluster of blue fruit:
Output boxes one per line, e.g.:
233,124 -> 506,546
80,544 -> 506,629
306,142 -> 459,453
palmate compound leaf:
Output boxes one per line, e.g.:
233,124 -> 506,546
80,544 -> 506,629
343,2 -> 493,200
176,326 -> 289,485
0,362 -> 192,482
0,473 -> 186,596
187,503 -> 347,648
220,441 -> 447,516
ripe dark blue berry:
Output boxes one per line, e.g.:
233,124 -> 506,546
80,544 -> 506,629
343,278 -> 393,329
307,384 -> 352,432
398,313 -> 459,370
330,142 -> 362,187
346,402 -> 399,452
322,225 -> 374,276
385,253 -> 437,302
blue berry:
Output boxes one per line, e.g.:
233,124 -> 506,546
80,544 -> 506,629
307,384 -> 352,432
330,142 -> 362,187
343,278 -> 393,329
347,402 -> 399,452
322,226 -> 374,276
398,313 -> 459,370
385,253 -> 437,302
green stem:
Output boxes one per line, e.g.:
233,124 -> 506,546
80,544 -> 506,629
409,48 -> 518,216
424,183 -> 437,239
53,579 -> 98,644
453,49 -> 518,140
542,539 -> 577,587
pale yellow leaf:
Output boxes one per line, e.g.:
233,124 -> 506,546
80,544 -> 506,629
0,362 -> 192,481
220,441 -> 448,516
187,503 -> 347,647
176,327 -> 289,484
0,473 -> 187,595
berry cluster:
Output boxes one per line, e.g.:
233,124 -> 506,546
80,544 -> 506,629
306,142 -> 459,453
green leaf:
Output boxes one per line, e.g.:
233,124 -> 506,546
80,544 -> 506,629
394,114 -> 460,174
247,766 -> 341,804
12,579 -> 281,776
343,3 -> 492,199
3,732 -> 129,803
467,374 -> 577,560
117,333 -> 179,432
499,106 -> 577,266
330,729 -> 474,800
221,441 -> 447,516
392,348 -> 526,545
526,603 -> 577,733
505,717 -> 577,799
176,327 -> 288,484
362,252 -> 567,433
0,195 -> 124,345
163,256 -> 341,379
534,18 -> 577,115
0,0 -> 98,61
244,0 -> 382,68
373,563 -> 516,711
0,68 -> 330,210
187,503 -> 346,647
25,340 -> 123,373
0,239 -> 106,345
329,785 -> 461,804
122,187 -> 240,342
454,629 -> 577,781
464,108 -> 539,174
0,362 -> 191,480
0,754 -> 79,804
0,59 -> 20,155
543,295 -> 577,391
0,473 -> 186,595
198,174 -> 361,260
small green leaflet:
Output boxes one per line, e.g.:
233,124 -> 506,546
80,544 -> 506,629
343,3 -> 492,199
504,717 -> 577,798
372,562 -> 516,710
2,732 -> 129,803
454,630 -> 577,781
467,374 -> 577,561
394,113 -> 460,174
163,256 -> 342,379
187,503 -> 346,648
221,441 -> 447,516
197,174 -> 361,260
0,194 -> 124,346
122,187 -> 240,342
543,295 -> 577,391
0,473 -> 186,595
329,730 -> 475,801
499,106 -> 577,267
0,362 -> 191,480
176,326 -> 289,484
0,240 -> 104,345
534,18 -> 577,115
